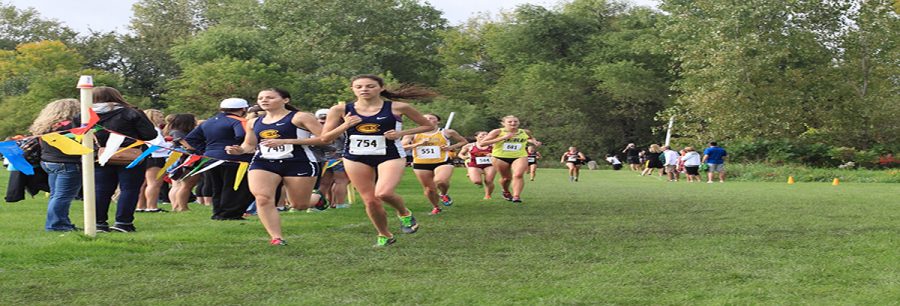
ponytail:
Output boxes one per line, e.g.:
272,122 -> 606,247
350,74 -> 438,101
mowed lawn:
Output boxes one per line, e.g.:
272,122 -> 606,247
1,167 -> 898,305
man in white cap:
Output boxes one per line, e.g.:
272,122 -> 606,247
314,108 -> 351,208
185,98 -> 256,220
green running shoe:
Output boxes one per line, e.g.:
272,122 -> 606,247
399,213 -> 419,234
374,235 -> 396,247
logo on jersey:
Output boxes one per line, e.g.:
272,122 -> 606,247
259,129 -> 281,139
356,123 -> 380,133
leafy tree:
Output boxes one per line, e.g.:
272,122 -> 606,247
166,57 -> 291,115
0,3 -> 76,50
259,0 -> 447,84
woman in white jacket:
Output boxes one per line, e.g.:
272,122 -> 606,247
681,147 -> 702,182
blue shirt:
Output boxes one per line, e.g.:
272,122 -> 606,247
185,113 -> 252,162
703,146 -> 727,164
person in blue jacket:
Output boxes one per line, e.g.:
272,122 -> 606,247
185,98 -> 256,220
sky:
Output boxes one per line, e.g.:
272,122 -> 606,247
5,0 -> 659,34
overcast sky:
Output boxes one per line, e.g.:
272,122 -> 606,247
5,0 -> 659,34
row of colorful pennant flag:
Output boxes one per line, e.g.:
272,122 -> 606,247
1,110 -> 249,190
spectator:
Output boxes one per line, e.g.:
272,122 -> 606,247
662,146 -> 680,182
622,143 -> 641,171
605,154 -> 622,170
702,141 -> 728,183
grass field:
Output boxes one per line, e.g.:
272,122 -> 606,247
1,168 -> 898,305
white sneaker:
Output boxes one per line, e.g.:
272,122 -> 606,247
334,204 -> 351,209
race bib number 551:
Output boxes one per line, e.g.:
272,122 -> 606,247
416,146 -> 441,159
348,135 -> 386,155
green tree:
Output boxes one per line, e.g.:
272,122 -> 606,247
166,57 -> 291,115
260,0 -> 447,84
0,3 -> 76,50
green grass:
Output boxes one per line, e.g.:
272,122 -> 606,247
1,168 -> 899,305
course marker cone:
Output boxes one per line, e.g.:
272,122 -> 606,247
787,176 -> 795,184
832,178 -> 840,186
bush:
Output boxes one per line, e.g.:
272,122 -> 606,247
725,163 -> 899,183
727,139 -> 888,168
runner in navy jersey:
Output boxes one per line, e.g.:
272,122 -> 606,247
320,75 -> 436,247
225,88 -> 358,246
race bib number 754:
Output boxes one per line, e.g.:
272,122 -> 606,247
348,135 -> 386,155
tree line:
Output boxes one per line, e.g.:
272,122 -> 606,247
0,0 -> 896,166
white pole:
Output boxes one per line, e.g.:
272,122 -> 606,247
443,112 -> 455,130
77,76 -> 97,237
664,115 -> 675,147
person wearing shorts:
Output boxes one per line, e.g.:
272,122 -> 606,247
478,115 -> 542,203
313,109 -> 350,209
225,88 -> 330,246
319,74 -> 436,247
526,145 -> 541,181
560,146 -> 586,182
702,141 -> 727,183
623,143 -> 641,171
458,131 -> 496,199
403,114 -> 467,215
681,146 -> 702,182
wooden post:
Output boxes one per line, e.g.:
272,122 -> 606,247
77,76 -> 97,237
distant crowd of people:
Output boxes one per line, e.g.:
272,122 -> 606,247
618,141 -> 728,183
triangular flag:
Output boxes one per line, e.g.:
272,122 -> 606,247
0,141 -> 34,175
98,133 -> 126,166
172,154 -> 202,171
186,158 -> 211,176
190,159 -> 224,177
157,152 -> 183,179
70,109 -> 100,135
116,140 -> 144,154
41,133 -> 93,155
126,145 -> 159,169
234,162 -> 249,190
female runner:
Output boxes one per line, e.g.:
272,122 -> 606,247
477,115 -> 541,203
458,131 -> 496,199
321,75 -> 436,247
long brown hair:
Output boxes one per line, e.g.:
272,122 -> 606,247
93,86 -> 136,108
350,74 -> 438,100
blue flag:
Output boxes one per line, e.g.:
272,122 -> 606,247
0,141 -> 34,175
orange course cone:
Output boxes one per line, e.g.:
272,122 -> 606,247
832,178 -> 840,186
787,176 -> 795,184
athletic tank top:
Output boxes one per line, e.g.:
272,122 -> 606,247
491,129 -> 529,158
252,111 -> 317,162
467,144 -> 493,167
412,129 -> 449,164
564,151 -> 581,162
527,152 -> 539,163
342,101 -> 405,158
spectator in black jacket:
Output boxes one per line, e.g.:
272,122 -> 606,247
30,99 -> 82,231
92,87 -> 158,232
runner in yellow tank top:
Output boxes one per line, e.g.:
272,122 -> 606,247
402,113 -> 467,215
477,115 -> 542,203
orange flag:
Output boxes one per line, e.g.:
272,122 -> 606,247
71,109 -> 100,135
